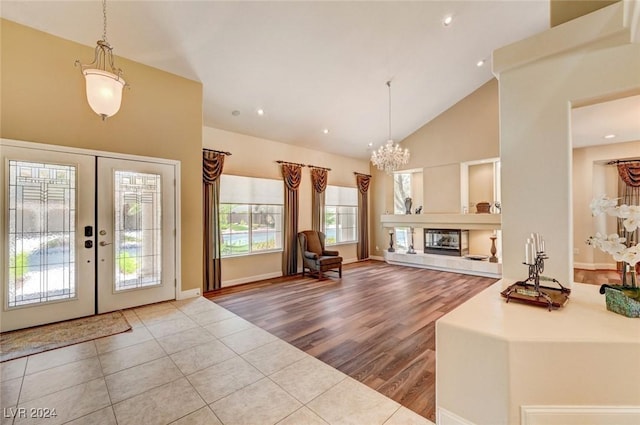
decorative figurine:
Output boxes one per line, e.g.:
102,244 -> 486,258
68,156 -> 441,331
415,206 -> 422,214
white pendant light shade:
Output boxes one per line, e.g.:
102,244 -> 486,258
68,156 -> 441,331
83,69 -> 125,119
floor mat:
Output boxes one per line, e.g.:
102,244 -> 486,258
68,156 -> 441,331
0,311 -> 131,362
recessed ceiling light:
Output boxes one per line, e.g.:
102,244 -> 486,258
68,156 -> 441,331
442,15 -> 453,27
257,109 -> 265,116
322,128 -> 329,134
476,59 -> 485,67
604,134 -> 616,139
368,142 -> 373,147
231,110 -> 240,116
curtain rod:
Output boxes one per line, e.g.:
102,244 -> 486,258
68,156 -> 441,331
607,159 -> 640,165
308,165 -> 331,171
276,160 -> 307,167
203,148 -> 232,156
354,172 -> 372,177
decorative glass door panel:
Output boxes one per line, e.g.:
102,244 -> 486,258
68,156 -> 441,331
8,161 -> 77,306
114,171 -> 162,291
97,157 -> 176,313
1,145 -> 95,332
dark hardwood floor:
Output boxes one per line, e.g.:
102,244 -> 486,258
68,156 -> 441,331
206,260 -> 498,422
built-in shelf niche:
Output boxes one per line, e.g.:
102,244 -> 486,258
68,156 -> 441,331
389,158 -> 502,259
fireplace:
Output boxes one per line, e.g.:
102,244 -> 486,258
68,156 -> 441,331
424,229 -> 469,257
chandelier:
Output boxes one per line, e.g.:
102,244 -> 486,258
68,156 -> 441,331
75,0 -> 125,120
371,81 -> 410,173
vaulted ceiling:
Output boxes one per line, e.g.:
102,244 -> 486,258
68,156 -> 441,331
2,1 -> 555,158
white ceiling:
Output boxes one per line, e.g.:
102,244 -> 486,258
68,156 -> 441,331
1,1 -> 554,159
572,95 -> 640,149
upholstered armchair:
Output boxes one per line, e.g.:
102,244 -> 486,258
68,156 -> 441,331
298,230 -> 343,279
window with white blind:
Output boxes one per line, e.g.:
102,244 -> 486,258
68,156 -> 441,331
219,175 -> 283,257
324,185 -> 358,245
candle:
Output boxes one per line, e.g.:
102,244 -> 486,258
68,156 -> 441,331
540,238 -> 545,253
525,240 -> 535,264
531,233 -> 543,254
389,229 -> 394,234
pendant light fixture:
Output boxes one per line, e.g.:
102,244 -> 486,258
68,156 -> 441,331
75,0 -> 125,120
370,81 -> 410,173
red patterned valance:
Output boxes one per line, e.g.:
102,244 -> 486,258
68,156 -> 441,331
618,163 -> 640,188
282,163 -> 302,191
310,168 -> 328,193
203,150 -> 226,184
355,173 -> 371,194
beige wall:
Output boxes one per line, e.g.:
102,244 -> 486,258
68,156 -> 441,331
495,2 -> 640,286
468,162 -> 494,209
572,140 -> 640,269
370,79 -> 500,258
202,126 -> 370,285
550,0 -> 620,27
1,19 -> 204,292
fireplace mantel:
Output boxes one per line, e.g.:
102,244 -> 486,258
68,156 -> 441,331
380,213 -> 501,230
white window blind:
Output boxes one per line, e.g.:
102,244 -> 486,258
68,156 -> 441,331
220,174 -> 283,205
325,185 -> 357,206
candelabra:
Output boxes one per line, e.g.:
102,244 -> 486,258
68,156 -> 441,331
501,233 -> 570,311
407,227 -> 416,254
489,235 -> 498,263
523,251 -> 551,304
387,230 -> 395,253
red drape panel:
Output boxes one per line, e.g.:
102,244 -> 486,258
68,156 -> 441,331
310,168 -> 328,232
356,173 -> 372,260
203,150 -> 226,291
282,164 -> 302,276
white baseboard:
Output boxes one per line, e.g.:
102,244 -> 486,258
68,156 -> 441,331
222,271 -> 282,288
177,288 -> 201,300
370,255 -> 385,261
574,262 -> 616,270
437,408 -> 476,425
221,258 -> 361,288
521,405 -> 640,425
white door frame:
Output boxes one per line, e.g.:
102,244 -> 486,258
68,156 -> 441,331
1,138 -> 182,307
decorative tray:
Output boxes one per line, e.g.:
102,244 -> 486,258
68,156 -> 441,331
500,281 -> 571,311
465,254 -> 489,261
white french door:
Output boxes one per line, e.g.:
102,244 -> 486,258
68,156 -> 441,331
1,146 -> 96,332
96,157 -> 176,313
1,142 -> 177,331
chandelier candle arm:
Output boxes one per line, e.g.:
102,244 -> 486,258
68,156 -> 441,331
75,0 -> 125,120
370,80 -> 410,173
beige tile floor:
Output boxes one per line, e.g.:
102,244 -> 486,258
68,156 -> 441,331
1,297 -> 435,425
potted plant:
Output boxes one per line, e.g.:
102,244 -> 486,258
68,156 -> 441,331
587,195 -> 640,317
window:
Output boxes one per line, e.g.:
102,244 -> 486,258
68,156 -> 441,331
219,175 -> 283,257
324,185 -> 358,245
394,227 -> 412,251
394,173 -> 411,214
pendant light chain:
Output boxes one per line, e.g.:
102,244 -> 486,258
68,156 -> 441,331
102,0 -> 108,43
387,80 -> 392,141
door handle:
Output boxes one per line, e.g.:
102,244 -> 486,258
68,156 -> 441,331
99,241 -> 113,246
